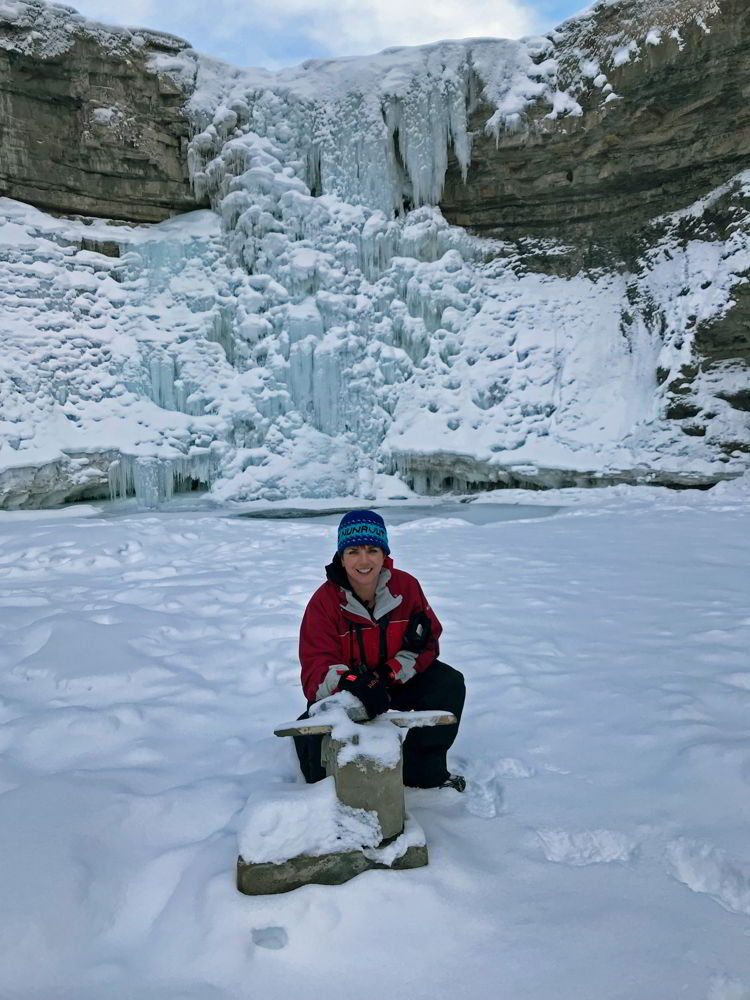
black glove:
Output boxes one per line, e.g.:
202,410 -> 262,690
338,670 -> 391,720
373,661 -> 398,685
402,611 -> 431,654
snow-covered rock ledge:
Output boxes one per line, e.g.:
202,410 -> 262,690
389,450 -> 739,494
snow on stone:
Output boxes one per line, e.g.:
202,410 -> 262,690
91,106 -> 118,124
237,777 -> 382,863
612,40 -> 639,65
0,0 -> 190,59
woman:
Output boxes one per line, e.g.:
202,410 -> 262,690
296,509 -> 466,790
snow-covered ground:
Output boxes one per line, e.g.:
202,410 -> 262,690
1,483 -> 749,999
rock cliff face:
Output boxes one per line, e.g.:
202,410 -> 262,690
442,0 -> 750,260
0,1 -> 205,222
438,0 -> 749,475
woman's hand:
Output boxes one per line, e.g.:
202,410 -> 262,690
337,670 -> 391,719
401,611 -> 432,653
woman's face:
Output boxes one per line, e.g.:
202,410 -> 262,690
341,545 -> 385,592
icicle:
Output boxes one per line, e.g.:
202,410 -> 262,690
108,452 -> 216,506
207,307 -> 238,367
149,355 -> 177,409
108,457 -> 130,502
133,456 -> 171,509
171,453 -> 215,494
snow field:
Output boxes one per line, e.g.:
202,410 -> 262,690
0,489 -> 749,998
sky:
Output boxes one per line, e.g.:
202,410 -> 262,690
58,0 -> 589,70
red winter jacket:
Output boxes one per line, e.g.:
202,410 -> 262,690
299,553 -> 442,703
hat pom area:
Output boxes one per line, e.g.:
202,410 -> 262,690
337,509 -> 390,554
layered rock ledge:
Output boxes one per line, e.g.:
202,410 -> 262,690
442,0 -> 750,263
0,0 -> 205,222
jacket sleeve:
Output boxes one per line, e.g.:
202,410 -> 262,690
299,585 -> 350,703
384,577 -> 442,684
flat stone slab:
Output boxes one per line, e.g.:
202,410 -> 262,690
237,843 -> 428,895
274,709 -> 456,738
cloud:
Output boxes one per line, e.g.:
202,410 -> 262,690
216,0 -> 537,55
68,0 -> 159,31
64,0 -> 539,67
299,0 -> 536,53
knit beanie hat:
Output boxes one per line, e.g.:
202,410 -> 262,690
337,509 -> 390,555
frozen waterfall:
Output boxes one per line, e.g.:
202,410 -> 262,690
0,16 -> 748,508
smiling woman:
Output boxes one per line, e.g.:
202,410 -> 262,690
341,544 -> 386,604
294,509 -> 466,790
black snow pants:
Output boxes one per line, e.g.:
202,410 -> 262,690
294,660 -> 466,788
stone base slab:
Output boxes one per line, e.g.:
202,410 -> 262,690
237,844 -> 428,895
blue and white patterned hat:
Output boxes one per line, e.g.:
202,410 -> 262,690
337,509 -> 390,555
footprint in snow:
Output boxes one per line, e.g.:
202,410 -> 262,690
252,926 -> 288,950
462,758 -> 505,819
494,757 -> 536,778
535,828 -> 639,866
451,755 -> 534,818
667,838 -> 750,917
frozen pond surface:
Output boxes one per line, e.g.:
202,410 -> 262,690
0,485 -> 749,1000
236,501 -> 563,525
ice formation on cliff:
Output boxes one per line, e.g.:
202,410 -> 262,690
0,0 -> 747,506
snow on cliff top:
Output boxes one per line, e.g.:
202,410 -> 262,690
179,0 -> 722,133
0,0 -> 190,58
0,0 -> 723,119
